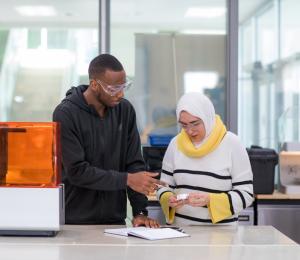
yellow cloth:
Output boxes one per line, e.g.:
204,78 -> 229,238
208,193 -> 232,224
159,191 -> 176,224
177,115 -> 226,158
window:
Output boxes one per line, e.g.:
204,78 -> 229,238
0,1 -> 98,121
239,0 -> 300,150
111,0 -> 227,144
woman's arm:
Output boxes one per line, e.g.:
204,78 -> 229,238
208,134 -> 254,223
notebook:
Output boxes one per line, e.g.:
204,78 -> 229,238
104,227 -> 189,240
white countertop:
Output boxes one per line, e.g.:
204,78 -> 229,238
0,225 -> 299,260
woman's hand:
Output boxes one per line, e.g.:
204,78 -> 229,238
168,194 -> 187,209
186,192 -> 210,207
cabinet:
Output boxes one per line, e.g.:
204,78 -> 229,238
238,207 -> 254,225
256,197 -> 300,243
147,204 -> 166,225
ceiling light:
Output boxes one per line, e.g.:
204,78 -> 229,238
185,7 -> 226,18
15,6 -> 57,17
14,96 -> 24,103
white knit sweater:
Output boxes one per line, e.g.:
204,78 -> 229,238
157,131 -> 254,225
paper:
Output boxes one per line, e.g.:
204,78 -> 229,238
104,227 -> 189,240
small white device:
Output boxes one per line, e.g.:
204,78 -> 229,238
176,194 -> 189,200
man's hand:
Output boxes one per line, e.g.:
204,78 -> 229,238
186,192 -> 210,207
127,172 -> 166,195
132,215 -> 160,228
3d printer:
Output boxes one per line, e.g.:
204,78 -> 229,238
0,122 -> 64,236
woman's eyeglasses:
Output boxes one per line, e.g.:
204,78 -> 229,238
179,119 -> 203,130
94,78 -> 132,96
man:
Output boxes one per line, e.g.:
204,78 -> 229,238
53,54 -> 164,227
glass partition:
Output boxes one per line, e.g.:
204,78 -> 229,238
111,0 -> 227,144
0,1 -> 98,122
239,0 -> 300,150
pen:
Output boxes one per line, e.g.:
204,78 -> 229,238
160,226 -> 185,233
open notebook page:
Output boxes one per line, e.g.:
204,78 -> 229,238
104,227 -> 189,240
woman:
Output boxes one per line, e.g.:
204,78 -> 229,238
157,92 -> 253,225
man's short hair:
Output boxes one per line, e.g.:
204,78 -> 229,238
88,54 -> 124,79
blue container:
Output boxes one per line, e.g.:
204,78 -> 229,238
148,134 -> 174,146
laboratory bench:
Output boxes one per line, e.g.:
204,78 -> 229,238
0,225 -> 299,260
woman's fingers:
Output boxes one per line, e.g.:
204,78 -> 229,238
187,193 -> 209,206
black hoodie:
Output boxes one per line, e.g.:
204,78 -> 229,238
53,85 -> 148,224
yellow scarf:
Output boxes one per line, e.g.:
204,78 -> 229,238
177,115 -> 226,158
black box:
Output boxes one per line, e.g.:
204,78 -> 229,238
246,146 -> 278,194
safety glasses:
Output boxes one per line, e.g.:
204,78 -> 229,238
95,78 -> 132,96
179,119 -> 203,131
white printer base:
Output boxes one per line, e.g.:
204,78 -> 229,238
0,186 -> 64,236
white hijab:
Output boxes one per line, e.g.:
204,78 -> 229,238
176,92 -> 216,139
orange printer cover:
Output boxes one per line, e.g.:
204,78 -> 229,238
0,122 -> 61,187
